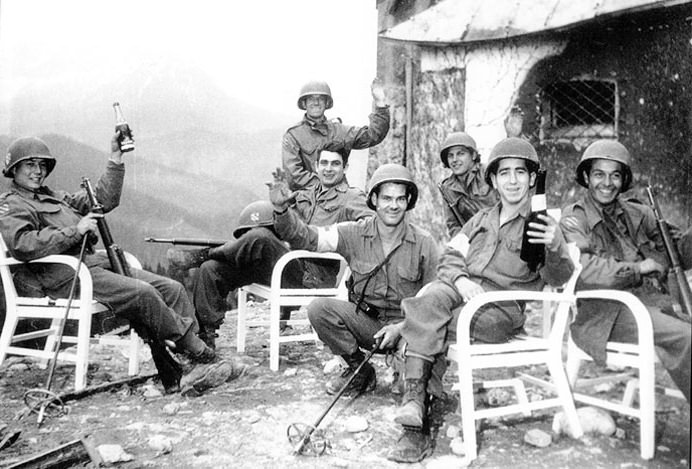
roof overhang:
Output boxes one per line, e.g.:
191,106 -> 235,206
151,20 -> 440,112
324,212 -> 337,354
379,0 -> 691,45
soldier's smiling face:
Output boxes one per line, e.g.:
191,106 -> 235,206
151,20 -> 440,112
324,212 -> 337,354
304,94 -> 327,119
585,159 -> 623,207
447,145 -> 475,176
14,158 -> 48,191
317,151 -> 346,188
372,182 -> 408,227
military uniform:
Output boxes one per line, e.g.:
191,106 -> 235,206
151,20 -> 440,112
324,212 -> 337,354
193,183 -> 373,332
561,193 -> 691,401
438,162 -> 497,238
401,200 -> 574,395
282,106 -> 390,190
274,209 -> 439,355
0,161 -> 197,345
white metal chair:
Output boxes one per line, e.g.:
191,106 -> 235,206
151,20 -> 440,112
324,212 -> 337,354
450,243 -> 584,462
0,237 -> 142,391
565,289 -> 686,460
237,250 -> 350,371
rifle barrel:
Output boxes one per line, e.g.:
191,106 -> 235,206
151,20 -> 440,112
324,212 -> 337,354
145,237 -> 226,247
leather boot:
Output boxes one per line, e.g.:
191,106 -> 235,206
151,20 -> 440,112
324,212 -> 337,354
386,426 -> 433,463
198,325 -> 218,350
325,351 -> 376,396
394,356 -> 433,428
150,340 -> 183,394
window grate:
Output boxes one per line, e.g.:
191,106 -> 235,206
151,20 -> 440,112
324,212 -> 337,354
537,79 -> 618,143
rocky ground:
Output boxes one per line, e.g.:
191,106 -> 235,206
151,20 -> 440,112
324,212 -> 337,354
0,302 -> 689,468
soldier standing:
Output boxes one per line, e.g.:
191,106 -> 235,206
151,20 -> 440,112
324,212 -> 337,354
282,79 -> 390,190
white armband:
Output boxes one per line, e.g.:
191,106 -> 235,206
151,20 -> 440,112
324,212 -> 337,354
316,225 -> 339,252
447,233 -> 470,257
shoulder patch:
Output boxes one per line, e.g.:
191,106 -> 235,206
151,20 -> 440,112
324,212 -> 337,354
0,203 -> 10,216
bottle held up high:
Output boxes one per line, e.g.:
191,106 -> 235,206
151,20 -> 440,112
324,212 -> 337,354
520,169 -> 547,271
113,102 -> 135,153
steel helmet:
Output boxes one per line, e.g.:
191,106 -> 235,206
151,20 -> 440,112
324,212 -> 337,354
440,132 -> 478,167
366,163 -> 418,211
233,200 -> 274,238
297,81 -> 333,110
484,137 -> 540,185
576,139 -> 633,191
3,137 -> 56,178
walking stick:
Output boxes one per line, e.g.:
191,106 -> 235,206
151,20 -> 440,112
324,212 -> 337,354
287,338 -> 382,456
23,235 -> 90,426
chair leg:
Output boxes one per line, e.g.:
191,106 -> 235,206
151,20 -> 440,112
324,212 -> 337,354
269,299 -> 281,372
74,310 -> 92,391
237,288 -> 248,353
0,312 -> 18,365
40,317 -> 62,369
638,359 -> 656,460
548,355 -> 583,438
127,330 -> 141,376
458,362 -> 479,461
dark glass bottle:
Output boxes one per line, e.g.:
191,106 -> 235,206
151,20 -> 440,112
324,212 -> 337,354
113,102 -> 135,152
520,169 -> 547,271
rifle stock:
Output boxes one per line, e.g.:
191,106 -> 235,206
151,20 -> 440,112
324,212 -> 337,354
81,177 -> 131,277
646,185 -> 692,321
145,237 -> 226,247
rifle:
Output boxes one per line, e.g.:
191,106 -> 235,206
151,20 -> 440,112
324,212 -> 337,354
145,237 -> 226,247
646,185 -> 692,321
81,177 -> 131,277
437,183 -> 477,228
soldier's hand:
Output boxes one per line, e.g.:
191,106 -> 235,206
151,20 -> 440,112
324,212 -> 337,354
371,77 -> 386,107
526,213 -> 559,250
373,322 -> 402,350
77,212 -> 103,235
639,258 -> 666,275
109,131 -> 124,163
454,277 -> 485,303
266,168 -> 296,211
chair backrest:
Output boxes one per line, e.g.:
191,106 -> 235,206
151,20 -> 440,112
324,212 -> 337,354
0,235 -> 21,306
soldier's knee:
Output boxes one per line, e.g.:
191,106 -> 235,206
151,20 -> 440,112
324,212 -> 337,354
307,297 -> 334,326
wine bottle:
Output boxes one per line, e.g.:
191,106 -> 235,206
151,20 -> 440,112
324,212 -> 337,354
520,169 -> 547,271
113,102 -> 135,153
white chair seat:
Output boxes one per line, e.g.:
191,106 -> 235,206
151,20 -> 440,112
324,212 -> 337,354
237,249 -> 350,371
0,238 -> 142,391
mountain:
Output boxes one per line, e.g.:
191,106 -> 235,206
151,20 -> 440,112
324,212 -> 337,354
0,135 -> 257,269
5,58 -> 294,194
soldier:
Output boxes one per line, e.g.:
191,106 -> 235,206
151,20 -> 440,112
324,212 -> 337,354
437,132 -> 497,237
268,163 -> 439,397
391,138 -> 575,462
0,135 -> 216,394
560,139 -> 690,402
282,79 -> 390,190
169,150 -> 373,347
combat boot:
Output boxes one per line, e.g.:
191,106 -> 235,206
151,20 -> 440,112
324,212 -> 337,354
386,426 -> 433,463
394,356 -> 433,428
167,247 -> 211,270
198,326 -> 218,350
325,351 -> 376,396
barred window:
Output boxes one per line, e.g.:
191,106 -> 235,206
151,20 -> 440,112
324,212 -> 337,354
538,79 -> 618,143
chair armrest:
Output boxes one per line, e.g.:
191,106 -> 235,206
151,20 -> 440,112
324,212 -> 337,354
575,290 -> 655,356
27,255 -> 96,308
270,250 -> 347,288
456,290 -> 576,346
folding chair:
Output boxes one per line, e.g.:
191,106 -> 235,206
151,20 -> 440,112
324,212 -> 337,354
237,250 -> 350,371
450,243 -> 584,462
566,289 -> 686,460
0,237 -> 142,391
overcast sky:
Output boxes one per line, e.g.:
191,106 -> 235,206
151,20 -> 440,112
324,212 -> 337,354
0,0 -> 378,126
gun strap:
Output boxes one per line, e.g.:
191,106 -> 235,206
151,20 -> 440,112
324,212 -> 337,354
349,243 -> 403,315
